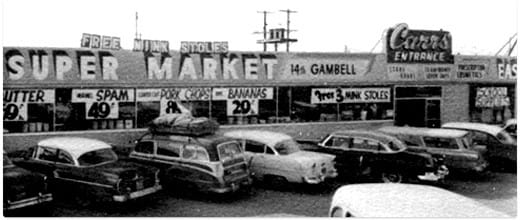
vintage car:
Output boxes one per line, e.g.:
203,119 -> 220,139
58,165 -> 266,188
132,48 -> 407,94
503,118 -> 516,138
223,130 -> 337,186
442,122 -> 516,171
379,126 -> 488,173
10,137 -> 162,204
129,133 -> 252,194
329,183 -> 509,217
4,153 -> 53,211
311,130 -> 448,183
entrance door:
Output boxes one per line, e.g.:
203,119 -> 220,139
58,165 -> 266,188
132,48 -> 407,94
395,99 -> 426,127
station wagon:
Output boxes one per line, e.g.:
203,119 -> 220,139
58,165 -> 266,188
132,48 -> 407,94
129,133 -> 252,194
379,126 -> 488,172
312,130 -> 448,183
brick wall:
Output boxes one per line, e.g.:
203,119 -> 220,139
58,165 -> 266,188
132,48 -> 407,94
442,84 -> 470,124
3,120 -> 393,153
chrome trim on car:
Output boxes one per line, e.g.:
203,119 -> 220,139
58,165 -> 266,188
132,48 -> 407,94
5,193 -> 53,210
55,176 -> 113,188
112,185 -> 162,202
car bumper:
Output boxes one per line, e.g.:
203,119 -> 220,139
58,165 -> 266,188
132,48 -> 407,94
417,165 -> 449,181
113,185 -> 162,202
5,193 -> 53,210
209,177 -> 253,194
304,170 -> 338,184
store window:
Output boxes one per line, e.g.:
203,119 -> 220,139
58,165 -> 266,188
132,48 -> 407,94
469,85 -> 515,124
4,89 -> 54,133
211,87 -> 276,125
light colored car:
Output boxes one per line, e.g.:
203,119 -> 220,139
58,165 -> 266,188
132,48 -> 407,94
223,130 -> 337,186
329,183 -> 509,217
442,122 -> 516,171
379,126 -> 488,172
503,118 -> 516,138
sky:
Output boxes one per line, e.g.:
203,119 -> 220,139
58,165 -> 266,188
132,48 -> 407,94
1,0 -> 518,55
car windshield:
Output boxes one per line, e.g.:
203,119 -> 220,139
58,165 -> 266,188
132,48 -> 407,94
387,140 -> 405,151
77,148 -> 117,166
274,139 -> 301,155
461,135 -> 472,149
217,142 -> 243,162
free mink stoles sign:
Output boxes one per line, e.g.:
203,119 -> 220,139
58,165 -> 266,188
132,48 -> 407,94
386,23 -> 454,64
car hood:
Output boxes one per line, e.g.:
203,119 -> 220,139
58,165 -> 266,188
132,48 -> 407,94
4,166 -> 46,201
289,150 -> 335,165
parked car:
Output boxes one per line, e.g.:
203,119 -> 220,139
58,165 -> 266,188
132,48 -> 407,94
9,137 -> 162,205
223,130 -> 337,186
503,118 -> 516,138
329,183 -> 509,217
310,130 -> 448,183
4,153 -> 53,211
129,133 -> 252,194
379,126 -> 488,173
442,122 -> 516,171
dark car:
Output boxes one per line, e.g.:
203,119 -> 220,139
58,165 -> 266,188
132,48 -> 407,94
4,154 -> 53,211
309,130 -> 448,183
10,137 -> 162,205
129,133 -> 252,194
442,122 -> 516,171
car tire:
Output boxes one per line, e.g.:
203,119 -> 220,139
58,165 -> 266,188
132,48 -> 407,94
381,171 -> 403,183
268,175 -> 289,190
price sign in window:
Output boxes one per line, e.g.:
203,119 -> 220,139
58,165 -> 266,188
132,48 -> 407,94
226,99 -> 258,116
72,89 -> 135,120
3,89 -> 55,121
3,102 -> 27,121
86,101 -> 119,119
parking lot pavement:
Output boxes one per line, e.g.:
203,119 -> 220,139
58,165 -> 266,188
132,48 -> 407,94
5,172 -> 516,217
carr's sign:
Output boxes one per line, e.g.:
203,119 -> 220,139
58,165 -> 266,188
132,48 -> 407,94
386,23 -> 453,64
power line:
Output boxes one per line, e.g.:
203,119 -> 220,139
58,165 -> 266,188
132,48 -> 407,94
280,9 -> 297,52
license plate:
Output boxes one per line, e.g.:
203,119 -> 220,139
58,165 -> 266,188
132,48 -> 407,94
136,180 -> 144,190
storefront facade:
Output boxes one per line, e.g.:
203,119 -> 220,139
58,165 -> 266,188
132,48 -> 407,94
3,45 -> 516,150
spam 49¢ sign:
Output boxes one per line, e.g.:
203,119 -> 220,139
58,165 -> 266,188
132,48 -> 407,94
212,87 -> 273,116
311,88 -> 391,104
72,89 -> 134,119
4,89 -> 55,121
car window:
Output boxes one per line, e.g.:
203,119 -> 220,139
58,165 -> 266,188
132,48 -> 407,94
398,135 -> 423,147
245,140 -> 265,153
423,137 -> 459,149
274,139 -> 301,155
182,145 -> 209,162
351,138 -> 379,151
77,148 -> 117,166
157,142 -> 182,158
56,150 -> 74,165
471,131 -> 489,145
327,136 -> 352,148
36,146 -> 58,162
265,147 -> 275,154
135,141 -> 155,154
3,154 -> 13,167
217,142 -> 242,161
496,131 -> 515,144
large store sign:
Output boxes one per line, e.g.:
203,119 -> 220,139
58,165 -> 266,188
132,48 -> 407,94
213,87 -> 273,116
475,87 -> 510,108
71,89 -> 135,119
180,41 -> 229,53
281,58 -> 370,80
3,89 -> 55,121
497,58 -> 516,79
133,39 -> 170,53
136,88 -> 210,115
386,23 -> 453,64
81,33 -> 121,50
3,48 -> 278,82
311,88 -> 391,104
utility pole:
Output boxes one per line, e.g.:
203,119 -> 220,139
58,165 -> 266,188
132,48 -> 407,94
256,11 -> 272,52
135,12 -> 139,39
280,9 -> 297,52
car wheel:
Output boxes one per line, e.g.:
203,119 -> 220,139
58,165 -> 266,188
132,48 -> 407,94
269,176 -> 288,190
381,171 -> 403,183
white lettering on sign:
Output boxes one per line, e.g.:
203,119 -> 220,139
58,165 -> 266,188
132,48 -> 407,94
81,33 -> 121,50
3,89 -> 55,121
180,41 -> 229,53
86,101 -> 118,119
226,99 -> 258,116
7,54 -> 25,80
497,58 -> 517,79
159,100 -> 191,115
475,87 -> 510,108
147,56 -> 173,80
212,87 -> 273,100
456,64 -> 486,79
311,88 -> 391,104
387,65 -> 417,80
71,89 -> 135,103
55,56 -> 73,80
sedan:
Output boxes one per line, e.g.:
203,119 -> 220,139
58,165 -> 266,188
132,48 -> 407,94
4,153 -> 53,211
223,130 -> 337,187
311,130 -> 448,183
10,137 -> 162,205
330,183 -> 509,217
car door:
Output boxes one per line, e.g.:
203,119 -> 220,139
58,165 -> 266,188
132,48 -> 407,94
31,146 -> 60,177
319,135 -> 355,172
422,136 -> 469,169
349,137 -> 381,175
243,139 -> 270,177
